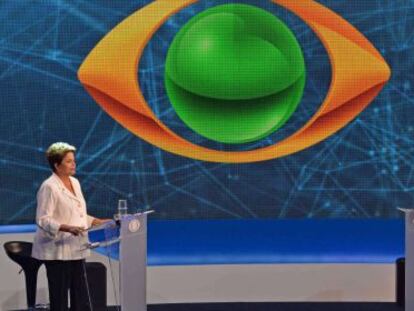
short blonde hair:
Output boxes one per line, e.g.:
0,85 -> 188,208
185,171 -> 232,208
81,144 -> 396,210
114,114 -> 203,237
46,142 -> 76,172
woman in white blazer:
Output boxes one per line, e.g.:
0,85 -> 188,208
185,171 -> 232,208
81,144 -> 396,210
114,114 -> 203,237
32,142 -> 109,311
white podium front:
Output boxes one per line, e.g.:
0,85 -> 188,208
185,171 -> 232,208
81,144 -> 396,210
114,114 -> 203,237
399,208 -> 414,311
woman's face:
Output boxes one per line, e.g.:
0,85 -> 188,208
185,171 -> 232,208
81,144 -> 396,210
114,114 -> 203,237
55,151 -> 76,176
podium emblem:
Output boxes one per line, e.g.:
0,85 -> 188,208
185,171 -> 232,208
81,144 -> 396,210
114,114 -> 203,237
128,219 -> 141,233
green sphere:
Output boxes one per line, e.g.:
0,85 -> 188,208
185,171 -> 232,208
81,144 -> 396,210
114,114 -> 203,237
165,4 -> 306,144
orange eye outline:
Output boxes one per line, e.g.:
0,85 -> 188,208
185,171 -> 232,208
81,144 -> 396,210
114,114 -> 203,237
78,0 -> 391,163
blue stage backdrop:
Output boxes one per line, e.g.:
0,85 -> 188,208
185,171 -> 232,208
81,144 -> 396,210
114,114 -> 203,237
0,0 -> 412,224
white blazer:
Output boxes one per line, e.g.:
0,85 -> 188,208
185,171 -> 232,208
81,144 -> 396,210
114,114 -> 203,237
32,173 -> 95,260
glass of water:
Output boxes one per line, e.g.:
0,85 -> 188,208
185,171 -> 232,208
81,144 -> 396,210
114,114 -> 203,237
118,199 -> 128,216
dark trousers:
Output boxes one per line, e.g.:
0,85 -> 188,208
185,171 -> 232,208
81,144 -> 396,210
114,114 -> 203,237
44,259 -> 91,311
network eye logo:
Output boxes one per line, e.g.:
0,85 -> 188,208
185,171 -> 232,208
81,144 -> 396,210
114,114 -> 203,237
78,0 -> 390,163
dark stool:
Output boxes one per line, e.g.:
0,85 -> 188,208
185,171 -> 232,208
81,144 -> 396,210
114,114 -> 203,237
3,241 -> 43,309
85,261 -> 107,310
396,257 -> 405,307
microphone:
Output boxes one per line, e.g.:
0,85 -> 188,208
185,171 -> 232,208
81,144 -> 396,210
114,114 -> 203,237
81,242 -> 101,250
80,238 -> 121,251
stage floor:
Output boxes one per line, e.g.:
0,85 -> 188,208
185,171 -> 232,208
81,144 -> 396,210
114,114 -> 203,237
12,302 -> 404,311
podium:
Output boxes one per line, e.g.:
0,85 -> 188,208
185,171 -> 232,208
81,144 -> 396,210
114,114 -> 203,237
88,211 -> 150,311
119,212 -> 148,311
399,208 -> 414,311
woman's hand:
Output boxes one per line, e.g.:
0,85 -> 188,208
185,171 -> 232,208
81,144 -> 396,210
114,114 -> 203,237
59,224 -> 85,236
68,226 -> 85,236
92,218 -> 112,227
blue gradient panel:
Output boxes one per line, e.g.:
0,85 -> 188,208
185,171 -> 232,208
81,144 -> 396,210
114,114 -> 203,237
0,220 -> 403,264
90,219 -> 405,264
0,1 -> 413,224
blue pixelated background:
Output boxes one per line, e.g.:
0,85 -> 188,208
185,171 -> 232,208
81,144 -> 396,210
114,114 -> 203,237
0,0 -> 413,224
